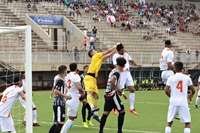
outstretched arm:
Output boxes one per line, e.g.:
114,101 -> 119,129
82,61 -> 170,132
130,59 -> 141,67
102,47 -> 116,61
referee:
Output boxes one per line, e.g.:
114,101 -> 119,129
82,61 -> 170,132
99,57 -> 127,133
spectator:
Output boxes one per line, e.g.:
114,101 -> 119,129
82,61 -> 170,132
83,37 -> 87,52
89,36 -> 95,49
32,3 -> 38,12
121,21 -> 126,31
176,50 -> 181,61
27,2 -> 32,12
76,8 -> 82,17
74,46 -> 79,61
83,29 -> 87,36
157,77 -> 165,90
195,49 -> 199,62
69,7 -> 75,16
92,26 -> 97,38
186,50 -> 191,64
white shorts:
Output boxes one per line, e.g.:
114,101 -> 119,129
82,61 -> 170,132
120,71 -> 134,89
167,106 -> 191,123
66,95 -> 80,117
161,70 -> 174,83
0,116 -> 15,132
19,97 -> 36,109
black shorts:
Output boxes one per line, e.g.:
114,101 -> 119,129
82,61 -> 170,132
79,91 -> 87,101
84,44 -> 86,47
53,105 -> 65,122
104,93 -> 124,112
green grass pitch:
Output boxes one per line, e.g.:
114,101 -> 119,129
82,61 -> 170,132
7,89 -> 200,133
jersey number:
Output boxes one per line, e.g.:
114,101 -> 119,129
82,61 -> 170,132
67,79 -> 71,89
1,92 -> 9,103
176,80 -> 183,92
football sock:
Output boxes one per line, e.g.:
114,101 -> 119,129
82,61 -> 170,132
99,114 -> 108,133
195,97 -> 199,105
87,93 -> 94,109
165,126 -> 171,133
118,112 -> 125,133
129,93 -> 135,110
54,123 -> 63,133
85,103 -> 92,120
94,98 -> 98,108
184,128 -> 190,133
82,105 -> 86,122
60,119 -> 73,133
48,124 -> 56,133
33,109 -> 37,123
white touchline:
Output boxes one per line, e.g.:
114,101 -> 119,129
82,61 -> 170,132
39,121 -> 161,133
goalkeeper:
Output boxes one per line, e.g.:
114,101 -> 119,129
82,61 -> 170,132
84,45 -> 116,121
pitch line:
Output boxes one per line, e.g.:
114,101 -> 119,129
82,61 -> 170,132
40,121 -> 161,133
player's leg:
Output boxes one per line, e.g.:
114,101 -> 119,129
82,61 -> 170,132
0,116 -> 16,133
32,102 -> 40,126
195,90 -> 200,108
84,92 -> 93,126
19,97 -> 26,125
179,106 -> 191,133
61,98 -> 80,133
165,106 -> 178,133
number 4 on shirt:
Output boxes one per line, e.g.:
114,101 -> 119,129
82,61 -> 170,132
176,80 -> 183,92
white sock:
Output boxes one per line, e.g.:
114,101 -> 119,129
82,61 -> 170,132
165,126 -> 171,133
184,128 -> 190,133
60,119 -> 73,133
129,93 -> 135,110
195,97 -> 199,105
33,110 -> 37,123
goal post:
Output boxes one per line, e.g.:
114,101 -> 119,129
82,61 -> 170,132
0,25 -> 32,133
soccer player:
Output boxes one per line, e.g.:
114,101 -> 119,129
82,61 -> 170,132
84,46 -> 116,117
165,61 -> 195,133
99,57 -> 127,133
195,75 -> 200,108
0,75 -> 25,133
49,65 -> 72,133
159,40 -> 174,84
112,43 -> 141,115
19,74 -> 40,126
79,65 -> 94,128
61,63 -> 85,133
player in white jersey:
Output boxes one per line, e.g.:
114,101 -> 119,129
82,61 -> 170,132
61,63 -> 84,133
19,74 -> 40,126
0,75 -> 25,133
195,76 -> 200,108
165,61 -> 195,133
112,43 -> 141,115
159,40 -> 174,83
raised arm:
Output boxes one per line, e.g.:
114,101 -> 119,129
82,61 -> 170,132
102,47 -> 116,61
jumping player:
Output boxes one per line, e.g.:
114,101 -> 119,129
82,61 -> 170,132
165,61 -> 195,133
99,57 -> 127,133
112,43 -> 141,115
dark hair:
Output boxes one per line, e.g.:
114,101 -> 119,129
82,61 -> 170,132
116,57 -> 126,67
116,43 -> 124,51
174,61 -> 183,71
88,49 -> 93,58
69,63 -> 77,71
58,65 -> 67,74
13,73 -> 21,84
165,40 -> 171,45
83,65 -> 89,70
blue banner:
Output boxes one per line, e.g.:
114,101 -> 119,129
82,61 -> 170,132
29,16 -> 63,25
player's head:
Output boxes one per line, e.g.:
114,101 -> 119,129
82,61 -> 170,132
116,57 -> 126,69
116,43 -> 125,55
13,74 -> 22,87
83,65 -> 89,73
165,40 -> 172,48
58,65 -> 67,75
88,49 -> 97,58
174,61 -> 183,72
69,63 -> 77,72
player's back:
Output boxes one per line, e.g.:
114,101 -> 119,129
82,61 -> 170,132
0,85 -> 21,117
159,48 -> 174,70
65,72 -> 80,95
167,73 -> 192,106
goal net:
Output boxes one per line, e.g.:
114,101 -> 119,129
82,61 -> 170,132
0,26 -> 32,133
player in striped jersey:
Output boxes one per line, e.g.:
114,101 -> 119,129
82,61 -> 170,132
165,61 -> 195,133
49,65 -> 72,133
0,75 -> 25,133
99,57 -> 127,133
